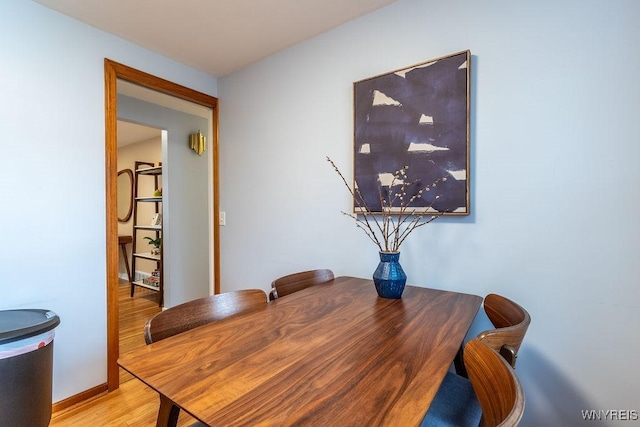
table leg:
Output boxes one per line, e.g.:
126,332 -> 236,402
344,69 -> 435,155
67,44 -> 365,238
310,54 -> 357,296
157,394 -> 180,427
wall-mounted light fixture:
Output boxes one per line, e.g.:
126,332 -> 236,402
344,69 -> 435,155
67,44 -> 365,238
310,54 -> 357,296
189,130 -> 206,155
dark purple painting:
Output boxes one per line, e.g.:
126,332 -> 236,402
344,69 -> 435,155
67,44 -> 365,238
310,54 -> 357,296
353,50 -> 470,215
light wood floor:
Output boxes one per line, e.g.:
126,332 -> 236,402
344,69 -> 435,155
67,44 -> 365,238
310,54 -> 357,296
50,280 -> 198,426
117,280 -> 161,384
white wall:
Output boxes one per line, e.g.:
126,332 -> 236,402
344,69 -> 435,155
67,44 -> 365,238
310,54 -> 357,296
0,0 -> 217,402
218,0 -> 640,425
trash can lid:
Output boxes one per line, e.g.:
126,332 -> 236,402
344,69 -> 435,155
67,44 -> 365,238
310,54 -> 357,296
0,309 -> 60,345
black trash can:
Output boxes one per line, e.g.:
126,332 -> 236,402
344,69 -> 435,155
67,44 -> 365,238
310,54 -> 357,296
0,309 -> 60,427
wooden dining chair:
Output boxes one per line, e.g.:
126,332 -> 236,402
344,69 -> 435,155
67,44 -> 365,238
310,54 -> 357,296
267,269 -> 334,301
143,289 -> 268,344
454,293 -> 531,377
421,339 -> 525,427
143,289 -> 268,427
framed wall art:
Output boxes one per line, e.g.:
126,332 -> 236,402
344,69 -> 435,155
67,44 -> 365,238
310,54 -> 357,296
353,50 -> 470,215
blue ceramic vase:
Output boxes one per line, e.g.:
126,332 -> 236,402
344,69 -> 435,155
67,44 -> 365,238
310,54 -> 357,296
373,251 -> 407,299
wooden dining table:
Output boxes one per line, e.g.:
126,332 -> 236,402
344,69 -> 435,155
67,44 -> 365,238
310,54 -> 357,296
118,276 -> 482,427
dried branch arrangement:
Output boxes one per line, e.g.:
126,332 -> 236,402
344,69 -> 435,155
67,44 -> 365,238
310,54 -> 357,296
327,156 -> 445,253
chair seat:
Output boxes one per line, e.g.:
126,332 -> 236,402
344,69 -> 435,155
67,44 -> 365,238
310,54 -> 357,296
420,371 -> 482,427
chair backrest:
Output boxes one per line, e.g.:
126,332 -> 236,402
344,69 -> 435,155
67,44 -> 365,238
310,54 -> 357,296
476,293 -> 531,368
464,339 -> 525,427
268,269 -> 334,301
143,289 -> 268,344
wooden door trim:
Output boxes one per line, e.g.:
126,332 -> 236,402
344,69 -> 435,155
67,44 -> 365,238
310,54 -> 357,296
105,59 -> 220,391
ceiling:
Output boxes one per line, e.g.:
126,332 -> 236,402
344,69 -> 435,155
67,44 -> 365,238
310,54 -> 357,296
33,0 -> 398,77
117,121 -> 160,147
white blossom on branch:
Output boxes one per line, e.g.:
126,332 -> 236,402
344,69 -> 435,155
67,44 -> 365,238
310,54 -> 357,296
327,156 -> 446,253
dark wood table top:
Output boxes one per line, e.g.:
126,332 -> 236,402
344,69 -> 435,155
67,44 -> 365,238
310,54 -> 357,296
118,276 -> 482,426
118,235 -> 132,244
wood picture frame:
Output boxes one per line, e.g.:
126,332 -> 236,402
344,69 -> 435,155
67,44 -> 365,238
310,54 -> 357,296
353,50 -> 471,215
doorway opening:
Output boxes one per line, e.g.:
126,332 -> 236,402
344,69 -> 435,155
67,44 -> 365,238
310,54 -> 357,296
105,59 -> 220,391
